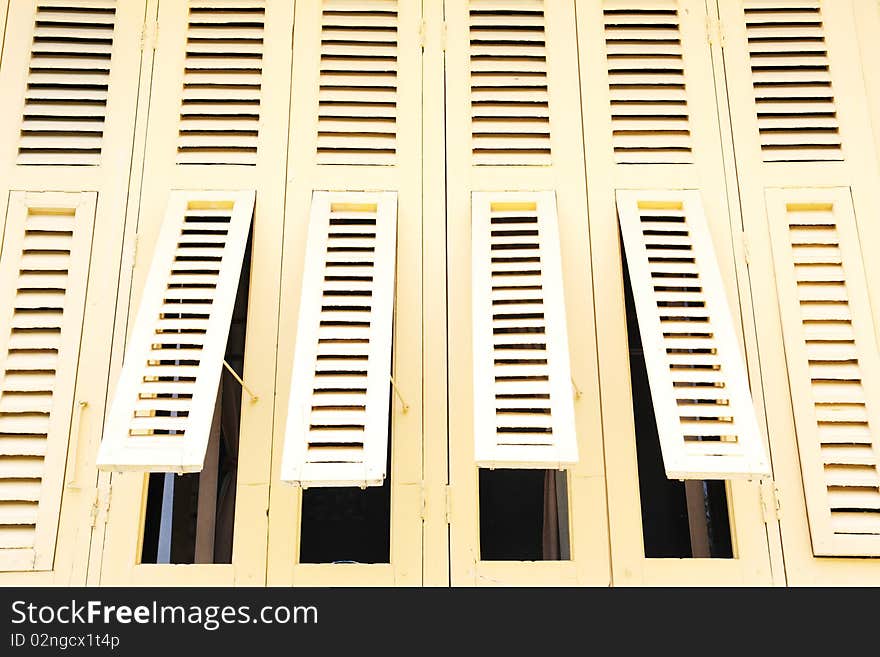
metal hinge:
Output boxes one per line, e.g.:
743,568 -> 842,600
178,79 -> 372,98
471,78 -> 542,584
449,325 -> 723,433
419,19 -> 427,50
741,231 -> 751,266
445,484 -> 452,524
441,21 -> 448,52
706,16 -> 725,47
419,484 -> 427,520
140,21 -> 158,52
760,480 -> 781,523
90,486 -> 112,529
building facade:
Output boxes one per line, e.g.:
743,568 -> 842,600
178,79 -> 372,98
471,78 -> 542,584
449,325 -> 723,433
1,0 -> 880,586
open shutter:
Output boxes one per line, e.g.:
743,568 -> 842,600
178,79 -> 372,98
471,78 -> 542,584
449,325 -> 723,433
471,191 -> 577,468
616,189 -> 769,479
602,0 -> 694,164
0,192 -> 95,571
177,0 -> 266,165
281,192 -> 397,487
97,190 -> 254,473
766,188 -> 880,556
742,0 -> 843,162
17,0 -> 118,166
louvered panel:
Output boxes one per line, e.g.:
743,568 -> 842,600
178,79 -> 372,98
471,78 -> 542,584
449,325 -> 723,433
743,0 -> 843,162
98,191 -> 254,472
17,0 -> 117,165
766,189 -> 880,556
316,0 -> 398,165
471,192 -> 577,467
617,190 -> 770,479
603,1 -> 694,164
282,192 -> 397,487
176,0 -> 266,165
469,0 -> 551,166
0,193 -> 95,569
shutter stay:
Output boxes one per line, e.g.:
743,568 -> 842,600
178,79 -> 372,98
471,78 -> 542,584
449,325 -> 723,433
390,376 -> 410,414
64,400 -> 89,490
222,360 -> 257,404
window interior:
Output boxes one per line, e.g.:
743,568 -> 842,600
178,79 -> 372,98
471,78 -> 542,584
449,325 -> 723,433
140,230 -> 252,565
479,468 -> 571,561
622,252 -> 733,559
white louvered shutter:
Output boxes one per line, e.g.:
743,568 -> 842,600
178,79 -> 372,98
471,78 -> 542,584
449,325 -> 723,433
0,192 -> 96,571
602,1 -> 694,164
281,192 -> 398,487
766,189 -> 880,556
317,0 -> 399,165
17,0 -> 118,165
616,189 -> 769,479
742,0 -> 843,162
97,190 -> 255,472
177,0 -> 266,165
468,0 -> 551,166
471,191 -> 577,468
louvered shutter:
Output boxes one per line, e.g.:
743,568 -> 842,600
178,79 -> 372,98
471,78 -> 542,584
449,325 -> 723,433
742,0 -> 843,162
177,0 -> 266,165
317,0 -> 399,165
0,192 -> 95,571
766,189 -> 880,556
468,0 -> 551,166
616,190 -> 769,479
281,192 -> 397,487
471,191 -> 577,468
97,190 -> 255,472
602,1 -> 694,164
17,0 -> 117,166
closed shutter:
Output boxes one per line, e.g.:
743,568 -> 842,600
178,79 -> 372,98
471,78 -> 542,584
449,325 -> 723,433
468,0 -> 551,166
0,192 -> 95,571
176,0 -> 266,165
17,0 -> 117,166
281,192 -> 397,487
742,0 -> 842,162
616,189 -> 769,479
766,188 -> 880,556
603,0 -> 694,164
97,190 -> 254,472
471,191 -> 577,468
316,0 -> 399,165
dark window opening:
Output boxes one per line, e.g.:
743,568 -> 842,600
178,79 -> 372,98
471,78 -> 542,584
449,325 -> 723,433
140,230 -> 252,565
479,468 -> 570,561
622,254 -> 733,559
298,424 -> 392,564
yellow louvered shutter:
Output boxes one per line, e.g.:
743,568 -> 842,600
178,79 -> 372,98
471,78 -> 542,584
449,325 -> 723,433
281,192 -> 397,487
471,191 -> 577,468
176,0 -> 266,165
602,0 -> 694,164
317,0 -> 399,165
766,189 -> 880,556
468,0 -> 551,165
616,190 -> 769,479
17,0 -> 117,166
741,0 -> 842,163
97,190 -> 255,473
0,192 -> 95,571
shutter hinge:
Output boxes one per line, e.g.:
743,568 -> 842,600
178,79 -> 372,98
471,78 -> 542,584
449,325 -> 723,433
760,480 -> 781,523
445,484 -> 452,524
706,16 -> 725,47
741,231 -> 751,266
90,486 -> 112,529
419,484 -> 426,520
140,21 -> 158,52
441,21 -> 448,52
419,20 -> 427,50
